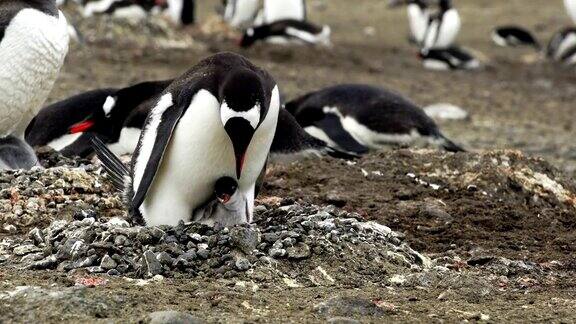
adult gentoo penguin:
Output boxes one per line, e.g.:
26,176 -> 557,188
25,80 -> 171,157
491,26 -> 540,49
93,52 -> 281,226
239,19 -> 331,47
419,47 -> 480,70
285,84 -> 465,154
422,0 -> 460,50
0,0 -> 69,170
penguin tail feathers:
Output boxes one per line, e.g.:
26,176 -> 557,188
437,134 -> 466,153
91,135 -> 129,191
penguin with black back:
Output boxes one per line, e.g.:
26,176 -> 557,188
492,26 -> 540,49
25,80 -> 172,157
239,19 -> 331,47
93,52 -> 280,227
419,46 -> 480,70
0,0 -> 69,170
285,84 -> 465,154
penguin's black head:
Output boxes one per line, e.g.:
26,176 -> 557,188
214,176 -> 238,205
68,95 -> 120,140
219,69 -> 267,179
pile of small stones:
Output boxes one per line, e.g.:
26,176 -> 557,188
0,203 -> 430,280
0,149 -> 124,233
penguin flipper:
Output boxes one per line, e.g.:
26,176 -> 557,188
314,114 -> 369,155
91,135 -> 129,191
270,108 -> 359,160
130,92 -> 189,213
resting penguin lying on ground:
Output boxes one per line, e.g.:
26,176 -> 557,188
25,80 -> 172,157
0,0 -> 69,170
285,84 -> 466,155
26,77 -> 348,162
239,19 -> 331,47
491,26 -> 540,49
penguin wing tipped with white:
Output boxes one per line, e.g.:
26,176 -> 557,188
25,79 -> 172,158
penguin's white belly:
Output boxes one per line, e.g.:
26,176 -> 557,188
424,11 -> 460,49
107,127 -> 142,156
340,116 -> 421,149
565,0 -> 576,24
262,0 -> 305,23
141,88 -> 279,226
407,5 -> 428,43
225,0 -> 260,27
48,133 -> 82,151
0,9 -> 69,138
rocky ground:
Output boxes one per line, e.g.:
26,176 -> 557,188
2,0 -> 576,322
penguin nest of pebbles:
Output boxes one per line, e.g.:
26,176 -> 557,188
0,202 -> 431,282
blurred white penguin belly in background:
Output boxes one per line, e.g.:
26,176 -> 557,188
0,0 -> 69,170
258,0 -> 306,24
565,0 -> 576,24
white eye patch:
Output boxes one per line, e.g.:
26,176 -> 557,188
247,28 -> 255,37
103,96 -> 117,117
220,101 -> 260,129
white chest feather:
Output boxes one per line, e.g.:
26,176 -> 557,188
0,9 -> 69,137
140,87 -> 279,226
224,0 -> 260,27
262,0 -> 305,23
407,5 -> 429,43
566,0 -> 576,24
423,10 -> 460,49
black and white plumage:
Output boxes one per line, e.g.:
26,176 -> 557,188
240,19 -> 331,48
421,0 -> 460,50
389,0 -> 431,45
82,0 -> 195,25
222,0 -> 260,28
0,0 -> 70,170
94,53 -> 281,227
547,27 -> 576,65
285,84 -> 465,154
25,80 -> 172,157
223,0 -> 306,28
419,47 -> 480,71
192,176 -> 250,228
492,26 -> 540,49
